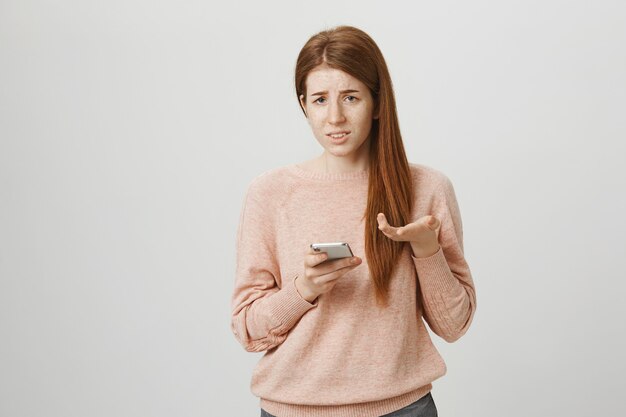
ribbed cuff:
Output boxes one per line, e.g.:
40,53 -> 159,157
266,275 -> 318,329
411,246 -> 458,294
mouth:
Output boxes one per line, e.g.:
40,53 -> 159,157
327,131 -> 350,144
326,131 -> 351,139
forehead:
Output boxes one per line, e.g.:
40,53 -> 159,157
305,66 -> 366,91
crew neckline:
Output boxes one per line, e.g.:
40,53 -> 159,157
287,163 -> 370,181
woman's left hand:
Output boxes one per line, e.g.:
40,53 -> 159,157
377,213 -> 441,258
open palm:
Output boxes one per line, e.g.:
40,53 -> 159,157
377,212 -> 441,251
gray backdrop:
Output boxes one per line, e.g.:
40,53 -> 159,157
1,0 -> 625,416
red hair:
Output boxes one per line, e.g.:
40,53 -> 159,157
295,25 -> 414,307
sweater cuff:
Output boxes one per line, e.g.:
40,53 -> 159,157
411,246 -> 459,294
266,275 -> 318,328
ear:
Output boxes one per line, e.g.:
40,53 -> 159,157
299,94 -> 307,117
373,100 -> 380,120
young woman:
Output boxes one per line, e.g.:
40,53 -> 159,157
230,25 -> 477,417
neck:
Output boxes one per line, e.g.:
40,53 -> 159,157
322,152 -> 369,173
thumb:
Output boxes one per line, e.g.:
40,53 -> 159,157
427,215 -> 439,229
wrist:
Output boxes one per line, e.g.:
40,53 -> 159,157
410,241 -> 441,258
294,276 -> 317,303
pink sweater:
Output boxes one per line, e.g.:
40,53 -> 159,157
230,162 -> 477,417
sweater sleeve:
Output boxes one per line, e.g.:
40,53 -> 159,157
230,177 -> 318,352
411,174 -> 477,343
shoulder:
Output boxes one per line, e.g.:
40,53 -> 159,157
242,164 -> 296,209
237,167 -> 285,230
408,162 -> 453,193
245,164 -> 291,191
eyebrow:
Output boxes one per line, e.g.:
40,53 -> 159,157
310,89 -> 360,96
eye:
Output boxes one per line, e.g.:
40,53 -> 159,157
313,96 -> 358,104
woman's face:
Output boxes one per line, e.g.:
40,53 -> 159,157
299,66 -> 378,159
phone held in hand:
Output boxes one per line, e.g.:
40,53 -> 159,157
310,242 -> 354,261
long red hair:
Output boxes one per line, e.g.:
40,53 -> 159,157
295,25 -> 414,308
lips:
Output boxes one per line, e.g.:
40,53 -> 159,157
326,131 -> 351,137
327,132 -> 350,144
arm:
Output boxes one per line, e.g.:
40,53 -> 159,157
412,175 -> 477,343
230,178 -> 318,352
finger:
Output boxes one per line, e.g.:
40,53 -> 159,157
397,221 -> 420,236
316,259 -> 362,283
314,256 -> 361,276
306,251 -> 329,267
307,245 -> 330,266
424,215 -> 440,230
378,214 -> 405,241
377,213 -> 399,235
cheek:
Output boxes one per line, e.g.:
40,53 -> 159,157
355,112 -> 373,128
309,116 -> 325,131
351,105 -> 372,121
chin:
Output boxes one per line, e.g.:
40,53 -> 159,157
326,148 -> 355,158
324,142 -> 351,151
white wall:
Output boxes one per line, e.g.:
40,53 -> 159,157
1,0 -> 625,415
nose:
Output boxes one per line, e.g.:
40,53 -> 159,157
328,99 -> 346,124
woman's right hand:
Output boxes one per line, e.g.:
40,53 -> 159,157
294,247 -> 362,303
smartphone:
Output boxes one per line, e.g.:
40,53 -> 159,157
310,242 -> 354,261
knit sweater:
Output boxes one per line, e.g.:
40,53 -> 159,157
230,162 -> 477,417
